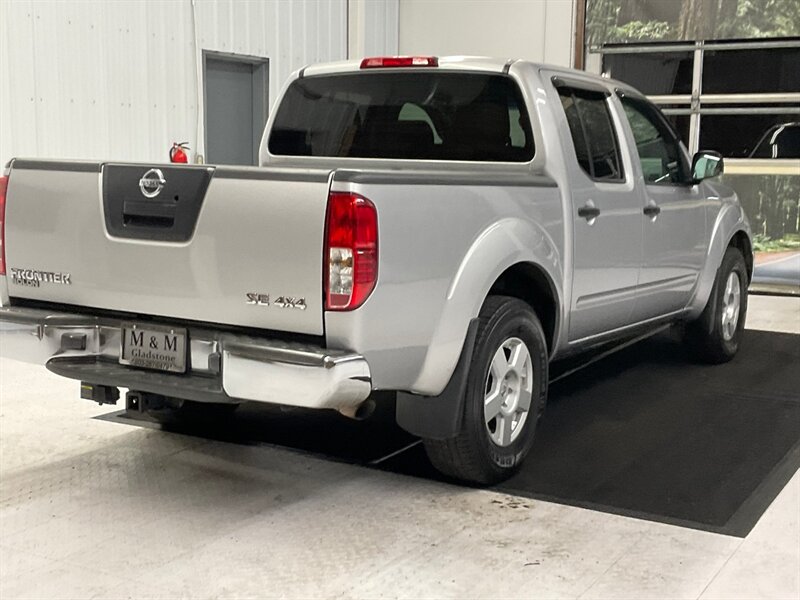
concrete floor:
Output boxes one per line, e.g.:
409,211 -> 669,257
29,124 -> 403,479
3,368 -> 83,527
1,295 -> 798,599
752,252 -> 800,295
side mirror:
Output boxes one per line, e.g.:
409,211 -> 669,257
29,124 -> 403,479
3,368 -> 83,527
692,150 -> 724,183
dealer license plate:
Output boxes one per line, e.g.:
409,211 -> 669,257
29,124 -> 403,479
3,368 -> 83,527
119,323 -> 187,373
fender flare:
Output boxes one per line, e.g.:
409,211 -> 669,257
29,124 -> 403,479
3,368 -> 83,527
397,218 -> 562,439
410,217 -> 562,396
687,202 -> 752,318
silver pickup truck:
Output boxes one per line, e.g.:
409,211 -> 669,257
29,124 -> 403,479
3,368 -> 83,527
0,56 -> 752,484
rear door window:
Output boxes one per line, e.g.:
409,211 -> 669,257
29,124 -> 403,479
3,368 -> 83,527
268,72 -> 534,162
556,85 -> 624,182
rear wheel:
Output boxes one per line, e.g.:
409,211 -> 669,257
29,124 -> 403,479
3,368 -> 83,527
423,296 -> 548,485
685,246 -> 748,363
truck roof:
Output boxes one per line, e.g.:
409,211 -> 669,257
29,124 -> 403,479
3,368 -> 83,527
301,56 -> 515,77
300,56 -> 627,90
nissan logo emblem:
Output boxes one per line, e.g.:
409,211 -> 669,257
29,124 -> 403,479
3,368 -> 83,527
139,168 -> 166,198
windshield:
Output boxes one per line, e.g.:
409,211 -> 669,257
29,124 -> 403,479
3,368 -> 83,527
268,72 -> 534,162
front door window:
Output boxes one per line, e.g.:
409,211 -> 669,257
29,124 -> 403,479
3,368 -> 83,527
619,95 -> 690,185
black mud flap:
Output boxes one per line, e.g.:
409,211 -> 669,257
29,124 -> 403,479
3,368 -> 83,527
395,319 -> 479,440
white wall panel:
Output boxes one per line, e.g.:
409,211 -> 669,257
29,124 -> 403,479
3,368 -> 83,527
365,0 -> 399,56
348,0 -> 399,58
544,0 -> 575,67
398,0 -> 574,67
0,0 -> 351,167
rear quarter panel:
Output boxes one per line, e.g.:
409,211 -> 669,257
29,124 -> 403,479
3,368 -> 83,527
325,172 -> 564,396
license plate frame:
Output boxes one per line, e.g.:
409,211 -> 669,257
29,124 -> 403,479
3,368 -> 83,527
119,323 -> 188,374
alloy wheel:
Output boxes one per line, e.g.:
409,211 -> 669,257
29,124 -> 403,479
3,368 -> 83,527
483,337 -> 534,447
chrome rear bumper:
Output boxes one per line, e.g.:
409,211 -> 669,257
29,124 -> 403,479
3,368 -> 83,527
0,306 -> 372,414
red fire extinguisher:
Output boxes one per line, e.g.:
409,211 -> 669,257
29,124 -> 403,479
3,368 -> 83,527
169,142 -> 190,163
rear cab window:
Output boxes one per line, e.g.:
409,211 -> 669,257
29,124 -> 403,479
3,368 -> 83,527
268,72 -> 534,162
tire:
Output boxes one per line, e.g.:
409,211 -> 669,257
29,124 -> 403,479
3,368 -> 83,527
685,246 -> 748,364
423,296 -> 549,485
145,397 -> 240,425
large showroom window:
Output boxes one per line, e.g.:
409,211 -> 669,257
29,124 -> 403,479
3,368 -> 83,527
592,38 -> 799,244
598,39 -> 800,162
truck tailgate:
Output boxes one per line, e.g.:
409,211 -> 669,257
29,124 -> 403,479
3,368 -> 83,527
4,162 -> 331,336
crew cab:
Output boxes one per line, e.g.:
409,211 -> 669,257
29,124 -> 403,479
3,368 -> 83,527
0,56 -> 753,484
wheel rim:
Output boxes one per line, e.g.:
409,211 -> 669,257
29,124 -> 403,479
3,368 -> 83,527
484,337 -> 534,447
721,271 -> 742,341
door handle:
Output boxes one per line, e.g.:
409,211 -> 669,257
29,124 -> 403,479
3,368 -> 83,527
578,204 -> 601,221
643,203 -> 661,218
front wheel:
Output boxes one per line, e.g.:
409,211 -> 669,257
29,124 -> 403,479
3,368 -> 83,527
423,296 -> 548,485
685,246 -> 748,363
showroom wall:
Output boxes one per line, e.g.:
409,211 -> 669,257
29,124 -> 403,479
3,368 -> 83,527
0,0 -> 398,167
0,0 -> 574,168
350,0 -> 400,63
398,0 -> 575,68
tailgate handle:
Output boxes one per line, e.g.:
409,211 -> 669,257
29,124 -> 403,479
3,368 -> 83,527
123,200 -> 176,228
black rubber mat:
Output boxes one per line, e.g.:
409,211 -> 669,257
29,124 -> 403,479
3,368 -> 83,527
384,329 -> 800,537
101,329 -> 800,537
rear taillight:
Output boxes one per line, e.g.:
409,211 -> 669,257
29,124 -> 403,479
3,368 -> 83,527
0,175 -> 7,276
324,192 -> 378,311
360,56 -> 438,69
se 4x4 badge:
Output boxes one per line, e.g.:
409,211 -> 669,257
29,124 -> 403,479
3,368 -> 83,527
246,293 -> 307,310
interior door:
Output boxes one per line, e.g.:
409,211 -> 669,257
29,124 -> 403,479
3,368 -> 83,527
553,81 -> 644,342
204,55 -> 269,166
617,93 -> 708,320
